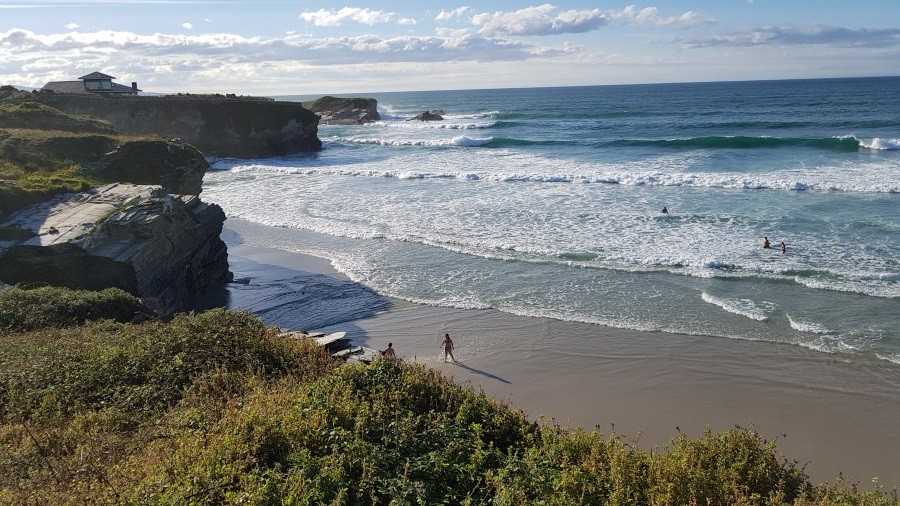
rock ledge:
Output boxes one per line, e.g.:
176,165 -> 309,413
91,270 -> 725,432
0,183 -> 231,316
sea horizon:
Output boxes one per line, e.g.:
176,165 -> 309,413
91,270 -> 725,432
272,74 -> 900,102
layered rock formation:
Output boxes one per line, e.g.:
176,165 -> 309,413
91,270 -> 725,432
304,96 -> 380,125
29,93 -> 321,158
0,184 -> 231,317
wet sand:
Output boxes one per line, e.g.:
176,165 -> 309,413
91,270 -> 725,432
213,222 -> 900,487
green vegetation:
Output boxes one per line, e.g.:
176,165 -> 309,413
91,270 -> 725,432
0,302 -> 895,504
0,286 -> 147,332
0,127 -> 118,213
0,101 -> 115,133
0,90 -> 148,214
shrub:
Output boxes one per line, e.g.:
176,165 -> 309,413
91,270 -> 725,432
0,309 -> 895,505
0,286 -> 146,332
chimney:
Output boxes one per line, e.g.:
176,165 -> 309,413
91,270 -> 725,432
132,82 -> 138,91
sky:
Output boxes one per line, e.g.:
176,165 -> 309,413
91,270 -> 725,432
1,0 -> 898,94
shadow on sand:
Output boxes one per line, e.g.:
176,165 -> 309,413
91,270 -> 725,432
451,361 -> 511,384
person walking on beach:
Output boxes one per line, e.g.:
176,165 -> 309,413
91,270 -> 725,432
441,333 -> 455,363
381,343 -> 396,360
781,241 -> 786,255
763,237 -> 771,249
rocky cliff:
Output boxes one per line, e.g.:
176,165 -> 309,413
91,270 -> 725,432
0,130 -> 209,214
0,184 -> 231,317
303,96 -> 379,125
30,93 -> 321,158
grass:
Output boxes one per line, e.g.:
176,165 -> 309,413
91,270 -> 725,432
0,101 -> 115,133
0,296 -> 895,504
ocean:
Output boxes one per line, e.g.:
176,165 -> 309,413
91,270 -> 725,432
203,77 -> 900,365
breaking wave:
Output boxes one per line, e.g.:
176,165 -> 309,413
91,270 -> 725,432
701,292 -> 774,321
860,138 -> 900,150
607,135 -> 868,151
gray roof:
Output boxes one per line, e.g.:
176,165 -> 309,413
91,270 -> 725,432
41,81 -> 140,94
79,71 -> 115,80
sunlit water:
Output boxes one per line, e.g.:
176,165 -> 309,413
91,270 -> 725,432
203,77 -> 900,364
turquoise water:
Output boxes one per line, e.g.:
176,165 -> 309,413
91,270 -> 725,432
203,77 -> 900,363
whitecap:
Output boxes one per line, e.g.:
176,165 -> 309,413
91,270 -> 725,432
860,138 -> 900,150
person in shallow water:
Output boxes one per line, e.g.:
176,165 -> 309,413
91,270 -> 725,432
441,333 -> 455,363
381,343 -> 396,359
763,237 -> 771,249
781,241 -> 786,254
661,206 -> 668,213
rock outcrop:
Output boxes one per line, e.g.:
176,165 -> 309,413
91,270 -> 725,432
88,139 -> 209,195
304,96 -> 380,125
29,93 -> 321,158
0,131 -> 208,215
0,184 -> 231,317
408,111 -> 444,121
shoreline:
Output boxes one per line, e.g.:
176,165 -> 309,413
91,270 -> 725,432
210,219 -> 900,487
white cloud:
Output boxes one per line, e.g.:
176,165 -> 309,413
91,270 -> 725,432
299,7 -> 394,27
622,6 -> 713,28
398,17 -> 417,26
472,4 -> 609,36
435,6 -> 469,22
0,28 -> 561,72
182,22 -> 193,30
435,27 -> 471,38
64,22 -> 78,30
683,25 -> 900,48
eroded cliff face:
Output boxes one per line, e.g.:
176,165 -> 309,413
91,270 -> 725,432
31,94 -> 322,158
0,184 -> 231,317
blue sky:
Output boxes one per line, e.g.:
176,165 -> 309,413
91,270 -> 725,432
1,0 -> 898,94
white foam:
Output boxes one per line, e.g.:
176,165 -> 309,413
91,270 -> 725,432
876,353 -> 900,364
375,120 -> 497,130
802,336 -> 858,354
860,138 -> 900,150
701,292 -> 773,321
333,135 -> 493,147
786,314 -> 830,334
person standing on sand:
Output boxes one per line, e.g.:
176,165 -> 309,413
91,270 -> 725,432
441,333 -> 455,363
381,343 -> 396,360
763,237 -> 771,249
781,241 -> 786,255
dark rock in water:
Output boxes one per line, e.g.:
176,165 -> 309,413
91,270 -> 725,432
408,111 -> 444,121
304,96 -> 380,125
0,184 -> 232,317
430,109 -> 445,115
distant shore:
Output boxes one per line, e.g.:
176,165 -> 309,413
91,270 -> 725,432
214,218 -> 900,487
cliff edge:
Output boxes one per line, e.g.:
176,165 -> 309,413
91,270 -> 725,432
29,93 -> 321,158
0,86 -> 235,315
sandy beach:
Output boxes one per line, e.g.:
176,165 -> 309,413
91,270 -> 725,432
201,219 -> 900,487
